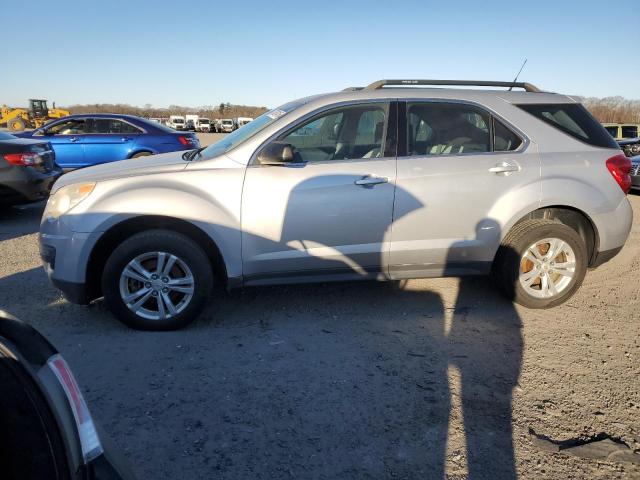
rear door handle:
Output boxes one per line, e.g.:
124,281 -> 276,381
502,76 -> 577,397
121,137 -> 131,142
355,175 -> 388,187
489,162 -> 520,175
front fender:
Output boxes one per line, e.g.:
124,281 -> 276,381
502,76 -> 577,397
62,167 -> 245,280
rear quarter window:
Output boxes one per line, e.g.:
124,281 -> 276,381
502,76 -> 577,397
516,103 -> 619,149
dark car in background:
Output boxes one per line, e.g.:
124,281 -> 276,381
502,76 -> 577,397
618,137 -> 640,158
0,311 -> 136,480
15,114 -> 199,170
630,155 -> 640,190
0,131 -> 62,205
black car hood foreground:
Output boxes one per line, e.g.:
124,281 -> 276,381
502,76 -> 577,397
0,311 -> 56,365
0,137 -> 50,148
0,311 -> 136,480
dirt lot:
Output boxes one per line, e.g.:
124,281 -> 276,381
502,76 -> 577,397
0,183 -> 638,478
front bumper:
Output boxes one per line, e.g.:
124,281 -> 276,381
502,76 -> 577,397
40,222 -> 97,305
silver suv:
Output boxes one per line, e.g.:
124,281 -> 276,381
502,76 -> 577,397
39,79 -> 634,330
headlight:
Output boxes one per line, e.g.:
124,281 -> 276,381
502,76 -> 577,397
44,182 -> 96,220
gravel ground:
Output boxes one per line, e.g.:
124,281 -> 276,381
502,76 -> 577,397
0,187 -> 638,479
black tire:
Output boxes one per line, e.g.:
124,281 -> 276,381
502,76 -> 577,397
102,229 -> 214,330
131,151 -> 152,158
9,117 -> 26,131
492,219 -> 588,309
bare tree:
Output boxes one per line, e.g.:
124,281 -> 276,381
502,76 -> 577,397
65,102 -> 269,120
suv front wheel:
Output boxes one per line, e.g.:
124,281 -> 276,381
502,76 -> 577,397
493,219 -> 588,308
102,229 -> 214,330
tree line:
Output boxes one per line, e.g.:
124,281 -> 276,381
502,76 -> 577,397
66,102 -> 269,119
63,97 -> 640,123
578,97 -> 640,123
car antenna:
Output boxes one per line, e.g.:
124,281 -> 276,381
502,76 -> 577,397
508,59 -> 528,91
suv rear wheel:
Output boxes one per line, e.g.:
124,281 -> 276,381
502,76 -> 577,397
102,229 -> 214,330
493,219 -> 587,308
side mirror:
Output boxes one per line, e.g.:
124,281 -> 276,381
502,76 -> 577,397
257,141 -> 300,166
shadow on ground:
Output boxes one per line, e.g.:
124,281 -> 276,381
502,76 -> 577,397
2,263 -> 522,479
0,202 -> 44,241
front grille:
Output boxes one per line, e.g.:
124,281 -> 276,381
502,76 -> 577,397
631,163 -> 640,177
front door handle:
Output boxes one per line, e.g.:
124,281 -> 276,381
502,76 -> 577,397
355,175 -> 388,187
68,137 -> 79,143
489,162 -> 520,175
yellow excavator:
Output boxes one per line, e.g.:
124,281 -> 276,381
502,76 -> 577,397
0,99 -> 70,131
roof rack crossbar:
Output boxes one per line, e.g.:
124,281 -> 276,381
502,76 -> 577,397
364,79 -> 541,93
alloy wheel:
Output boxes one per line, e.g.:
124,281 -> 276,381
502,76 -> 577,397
118,251 -> 195,320
519,237 -> 576,299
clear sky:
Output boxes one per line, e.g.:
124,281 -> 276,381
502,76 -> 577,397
2,0 -> 638,109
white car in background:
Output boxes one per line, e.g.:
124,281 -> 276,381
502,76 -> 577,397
219,118 -> 234,133
168,115 -> 185,130
233,117 -> 253,130
185,115 -> 199,131
197,118 -> 211,132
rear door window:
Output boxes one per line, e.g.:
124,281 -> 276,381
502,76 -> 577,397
89,119 -> 142,134
517,103 -> 619,148
407,103 -> 491,155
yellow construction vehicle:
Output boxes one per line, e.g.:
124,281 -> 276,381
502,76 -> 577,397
0,99 -> 70,131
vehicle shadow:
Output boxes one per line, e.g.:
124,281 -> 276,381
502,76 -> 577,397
445,221 -> 522,479
0,201 -> 44,241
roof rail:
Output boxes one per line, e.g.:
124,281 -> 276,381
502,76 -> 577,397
342,86 -> 364,92
364,79 -> 541,93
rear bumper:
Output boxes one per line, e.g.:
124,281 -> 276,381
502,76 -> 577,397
0,165 -> 62,205
591,196 -> 633,253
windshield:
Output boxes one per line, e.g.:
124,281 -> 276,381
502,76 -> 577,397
199,103 -> 301,160
173,118 -> 184,123
200,119 -> 210,124
222,120 -> 232,125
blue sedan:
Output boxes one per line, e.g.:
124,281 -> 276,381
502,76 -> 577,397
15,114 -> 200,169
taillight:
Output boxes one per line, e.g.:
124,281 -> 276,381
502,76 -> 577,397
178,135 -> 198,147
606,153 -> 632,194
47,354 -> 103,462
3,152 -> 41,166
